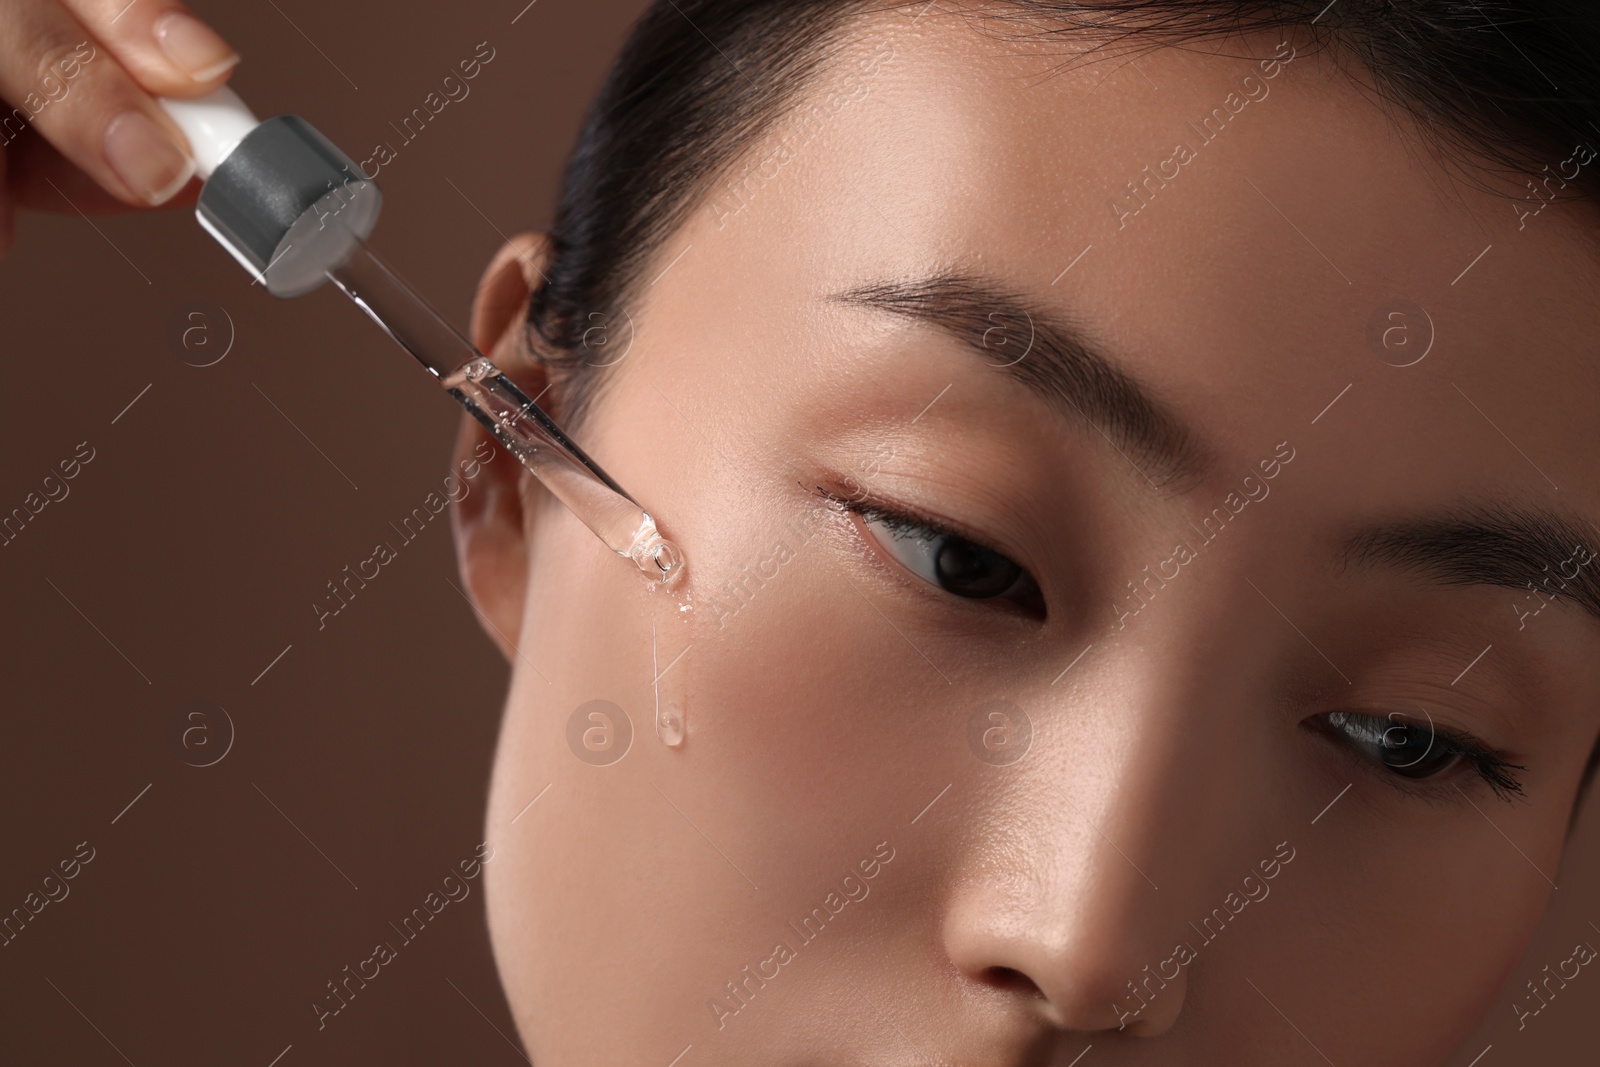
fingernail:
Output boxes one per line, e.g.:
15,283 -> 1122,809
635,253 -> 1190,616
104,111 -> 196,205
154,11 -> 240,81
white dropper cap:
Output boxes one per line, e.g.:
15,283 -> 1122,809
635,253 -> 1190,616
159,85 -> 260,180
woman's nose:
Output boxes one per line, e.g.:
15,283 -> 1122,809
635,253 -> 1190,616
937,633 -> 1276,1037
938,795 -> 1190,1036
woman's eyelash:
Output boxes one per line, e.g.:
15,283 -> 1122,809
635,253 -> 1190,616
822,490 -> 950,538
1443,732 -> 1526,800
1318,711 -> 1527,803
811,484 -> 969,545
810,484 -> 1046,617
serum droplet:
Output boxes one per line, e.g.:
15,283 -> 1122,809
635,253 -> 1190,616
657,704 -> 685,748
652,620 -> 690,749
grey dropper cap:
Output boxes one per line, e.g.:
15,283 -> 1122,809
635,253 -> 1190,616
162,88 -> 381,298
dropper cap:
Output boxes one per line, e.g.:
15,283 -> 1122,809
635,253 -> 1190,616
160,86 -> 381,297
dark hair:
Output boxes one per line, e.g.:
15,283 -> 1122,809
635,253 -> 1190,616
529,0 -> 1600,422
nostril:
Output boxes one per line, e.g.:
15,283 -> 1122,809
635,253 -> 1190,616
981,965 -> 1047,999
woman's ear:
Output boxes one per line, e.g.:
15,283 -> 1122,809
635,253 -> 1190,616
450,231 -> 552,661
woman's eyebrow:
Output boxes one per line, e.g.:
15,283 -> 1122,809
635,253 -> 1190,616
1342,507 -> 1600,627
832,271 -> 1211,488
830,277 -> 1600,629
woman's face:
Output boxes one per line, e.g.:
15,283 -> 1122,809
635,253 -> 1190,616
458,12 -> 1600,1065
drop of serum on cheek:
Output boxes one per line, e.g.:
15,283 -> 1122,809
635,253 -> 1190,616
649,543 -> 693,749
652,604 -> 691,748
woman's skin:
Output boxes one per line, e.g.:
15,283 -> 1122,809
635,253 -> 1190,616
455,9 -> 1600,1067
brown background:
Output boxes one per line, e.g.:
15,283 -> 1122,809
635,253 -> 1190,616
0,1 -> 648,1063
1,1 -> 1597,1064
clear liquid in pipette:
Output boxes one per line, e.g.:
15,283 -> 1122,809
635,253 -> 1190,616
443,359 -> 685,587
322,237 -> 685,588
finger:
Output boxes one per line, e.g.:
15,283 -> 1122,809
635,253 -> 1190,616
0,2 -> 197,206
59,0 -> 238,95
6,123 -> 197,214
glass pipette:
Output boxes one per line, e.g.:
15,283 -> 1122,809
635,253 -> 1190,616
156,86 -> 684,587
325,236 -> 684,586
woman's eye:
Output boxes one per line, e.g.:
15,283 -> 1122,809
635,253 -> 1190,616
1322,711 -> 1461,780
1317,711 -> 1526,801
853,507 -> 1045,615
